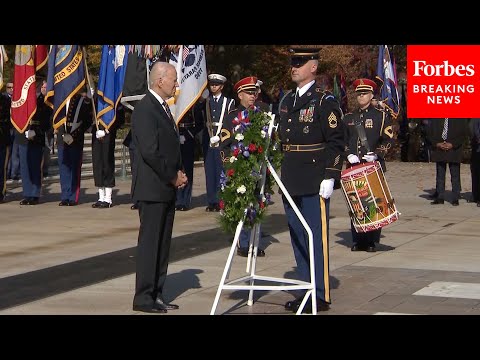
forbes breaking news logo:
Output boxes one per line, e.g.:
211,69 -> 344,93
407,45 -> 480,118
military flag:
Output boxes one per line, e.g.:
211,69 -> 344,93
45,45 -> 86,130
168,45 -> 207,124
11,45 -> 48,133
0,45 -> 7,90
96,45 -> 128,129
376,45 -> 400,119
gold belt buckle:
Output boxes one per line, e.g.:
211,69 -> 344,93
284,144 -> 290,151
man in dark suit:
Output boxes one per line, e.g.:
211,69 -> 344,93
426,118 -> 470,206
131,61 -> 188,314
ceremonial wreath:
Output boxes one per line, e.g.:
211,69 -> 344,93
219,107 -> 283,233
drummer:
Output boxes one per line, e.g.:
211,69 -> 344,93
343,78 -> 395,252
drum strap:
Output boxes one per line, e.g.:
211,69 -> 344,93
354,117 -> 371,153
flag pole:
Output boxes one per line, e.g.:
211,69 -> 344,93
82,46 -> 99,132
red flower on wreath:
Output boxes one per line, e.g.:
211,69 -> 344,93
259,201 -> 265,209
257,145 -> 263,154
248,143 -> 257,152
219,200 -> 225,209
227,168 -> 235,177
233,148 -> 240,157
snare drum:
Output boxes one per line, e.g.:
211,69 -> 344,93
340,162 -> 399,233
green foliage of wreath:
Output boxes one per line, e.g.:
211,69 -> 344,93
218,107 -> 283,234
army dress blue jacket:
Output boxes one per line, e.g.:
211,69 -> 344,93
278,84 -> 345,196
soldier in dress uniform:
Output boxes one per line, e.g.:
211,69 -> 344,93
175,101 -> 204,211
203,74 -> 235,212
220,76 -> 266,257
0,88 -> 12,202
343,78 -> 394,252
17,80 -> 53,205
56,89 -> 93,206
91,102 -> 125,208
279,48 -> 345,313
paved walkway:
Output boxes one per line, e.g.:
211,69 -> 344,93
1,161 -> 480,315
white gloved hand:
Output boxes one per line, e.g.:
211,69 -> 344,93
96,130 -> 106,139
362,152 -> 378,162
319,178 -> 335,199
347,154 -> 360,164
210,135 -> 220,145
63,133 -> 74,145
179,135 -> 186,145
25,130 -> 36,140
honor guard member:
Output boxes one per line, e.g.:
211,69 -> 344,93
175,101 -> 204,211
57,89 -> 93,206
219,76 -> 266,257
343,78 -> 394,252
280,48 -> 345,313
0,89 -> 12,202
203,73 -> 235,212
91,102 -> 125,208
17,80 -> 53,205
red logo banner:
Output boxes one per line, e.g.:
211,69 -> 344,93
407,45 -> 480,118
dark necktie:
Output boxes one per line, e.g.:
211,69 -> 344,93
164,102 -> 174,121
442,118 -> 449,141
293,90 -> 299,107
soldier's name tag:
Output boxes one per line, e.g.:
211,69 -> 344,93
179,135 -> 186,144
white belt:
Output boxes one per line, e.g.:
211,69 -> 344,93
212,122 -> 220,126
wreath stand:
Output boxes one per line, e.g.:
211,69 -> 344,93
210,117 -> 318,315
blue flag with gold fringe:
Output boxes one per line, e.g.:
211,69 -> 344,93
45,45 -> 86,130
376,45 -> 400,119
96,45 -> 128,129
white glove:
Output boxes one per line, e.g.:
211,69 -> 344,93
210,135 -> 220,145
347,154 -> 360,164
25,129 -> 36,140
63,133 -> 74,145
319,178 -> 335,199
362,152 -> 378,162
96,130 -> 106,139
179,135 -> 186,144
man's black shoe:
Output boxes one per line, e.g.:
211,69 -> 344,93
366,245 -> 376,252
155,298 -> 179,310
99,201 -> 113,208
256,249 -> 266,257
92,201 -> 103,208
29,198 -> 39,205
20,198 -> 30,205
293,298 -> 330,313
68,201 -> 78,206
175,205 -> 188,211
237,247 -> 249,257
214,204 -> 221,212
206,205 -> 216,212
477,202 -> 480,207
428,191 -> 439,200
431,199 -> 444,205
130,203 -> 139,210
284,296 -> 303,311
452,199 -> 459,206
59,200 -> 69,206
132,304 -> 167,314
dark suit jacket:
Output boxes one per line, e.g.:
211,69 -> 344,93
426,118 -> 469,163
131,91 -> 182,202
